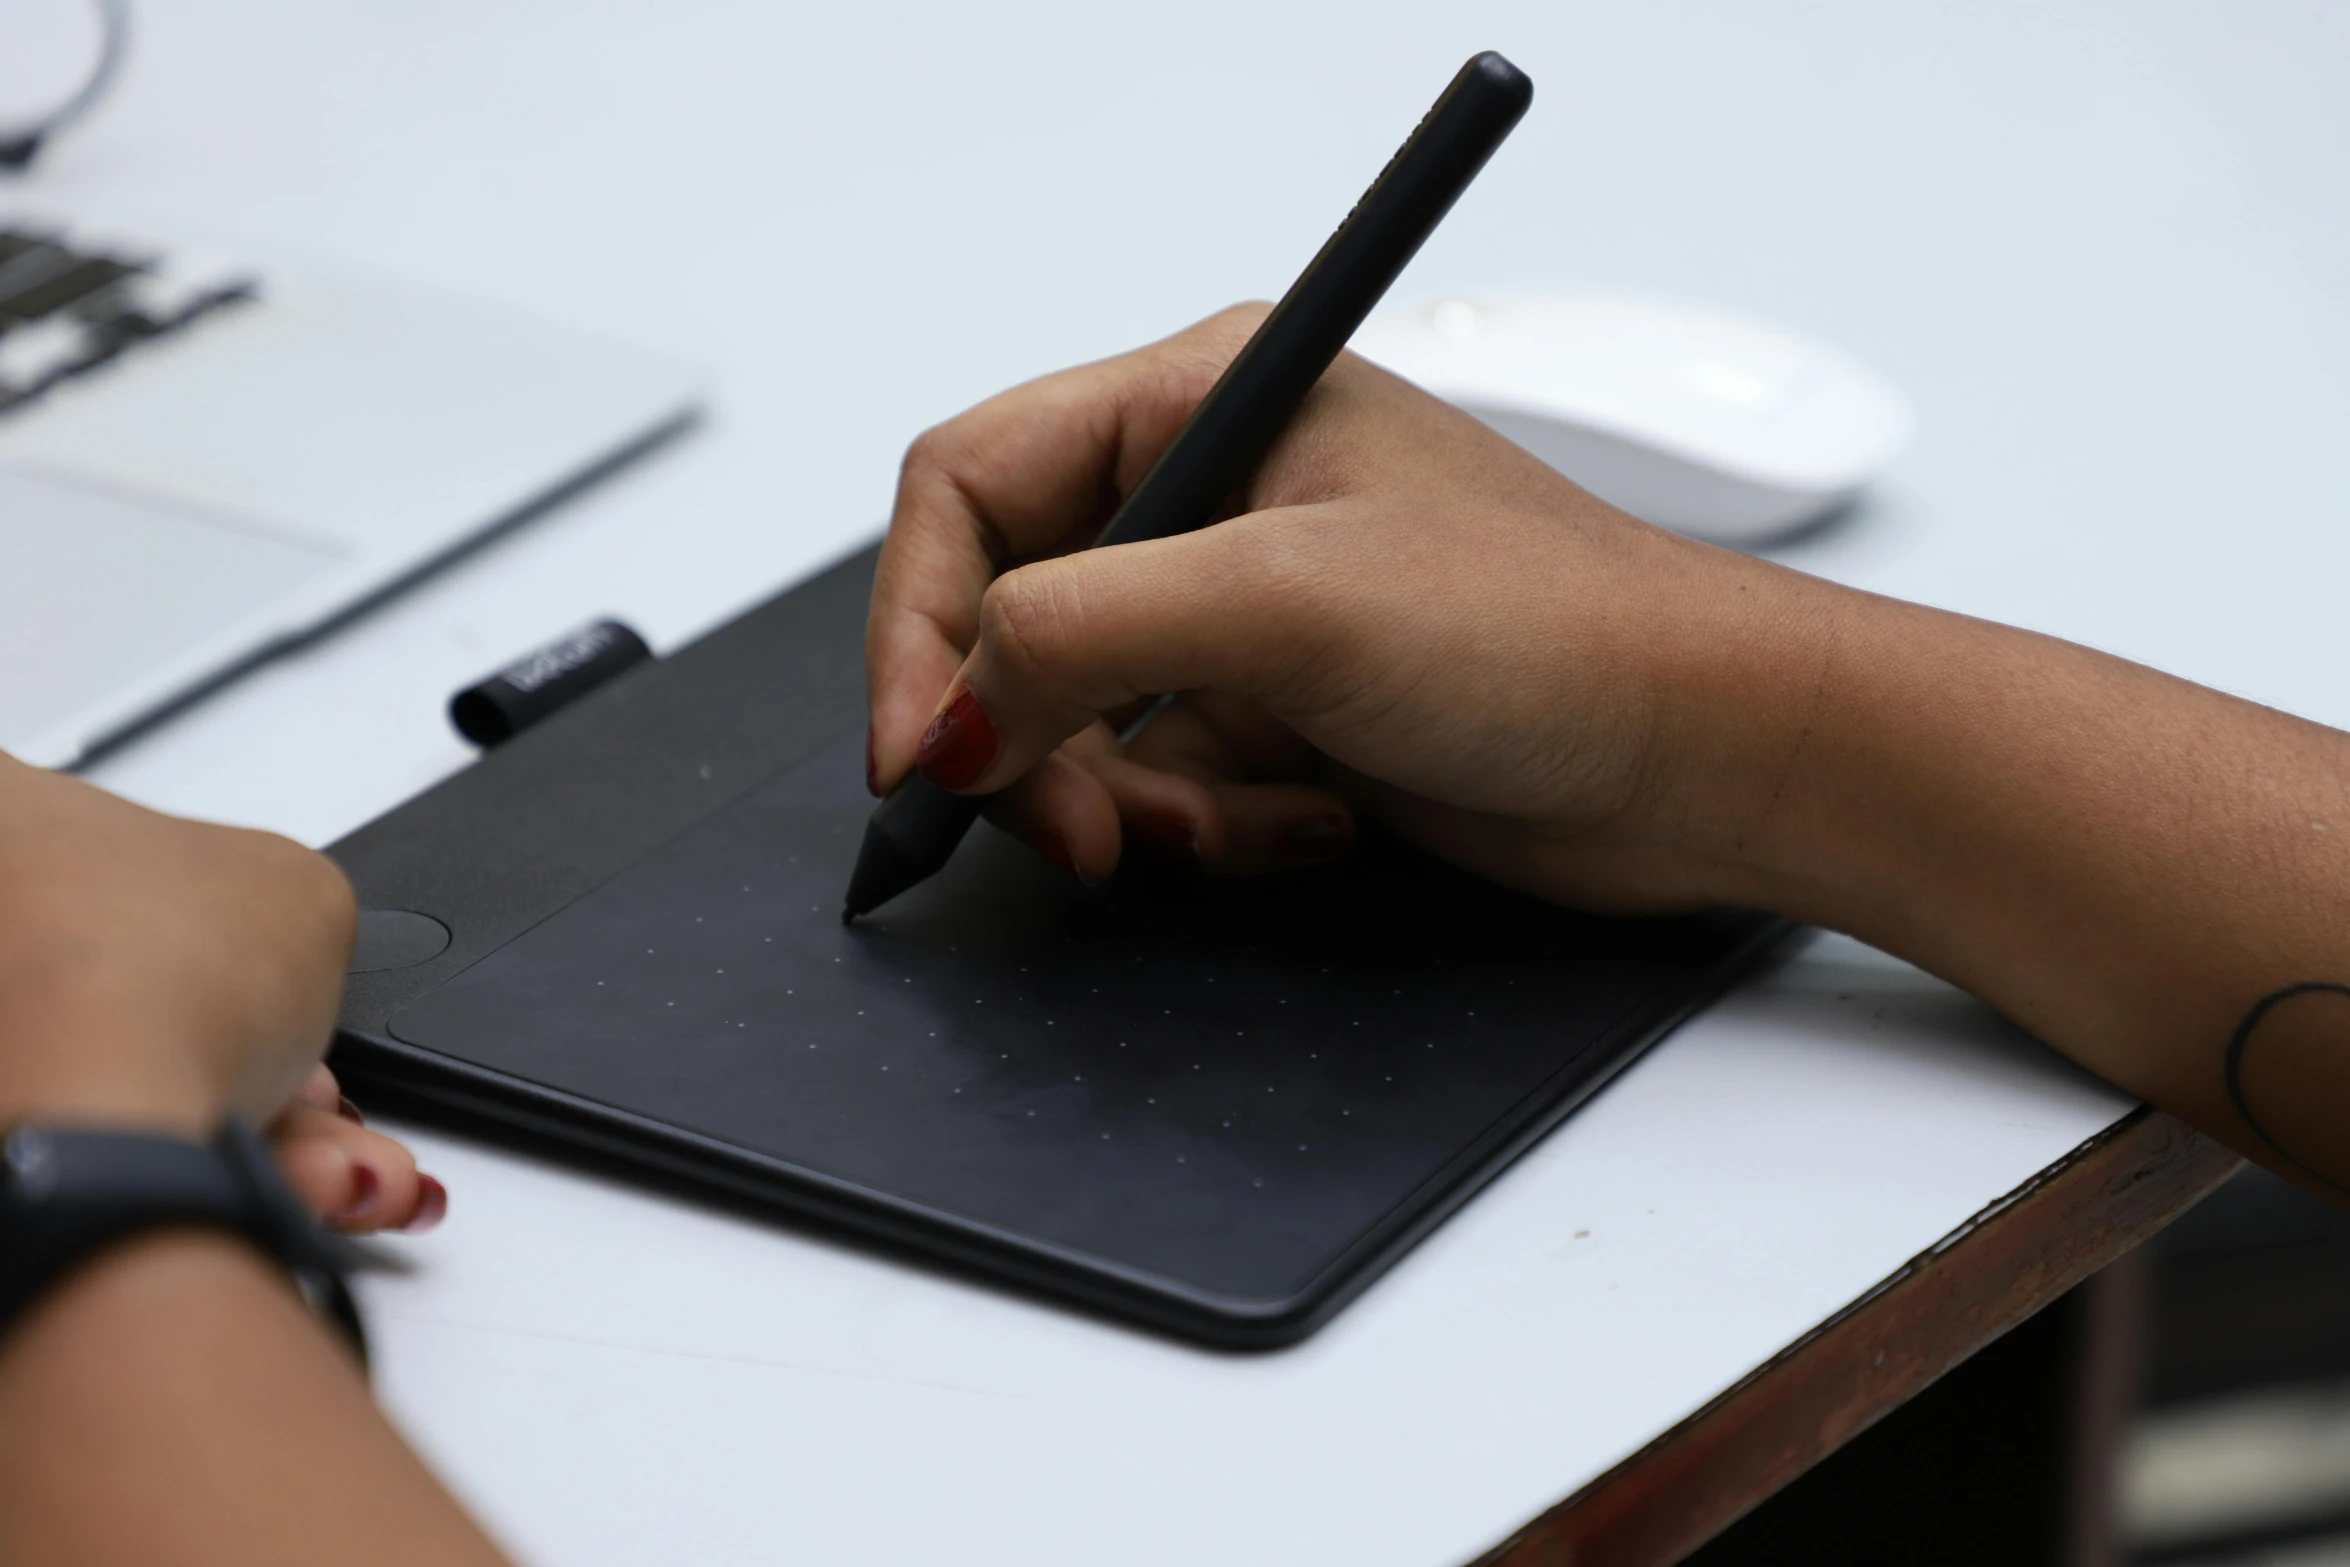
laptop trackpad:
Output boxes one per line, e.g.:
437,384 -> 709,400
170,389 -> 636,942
0,471 -> 341,755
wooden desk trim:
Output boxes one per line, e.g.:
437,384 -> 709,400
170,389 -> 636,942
1473,1108 -> 2241,1567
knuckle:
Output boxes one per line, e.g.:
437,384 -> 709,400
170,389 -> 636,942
1175,303 -> 1274,376
979,566 -> 1075,683
245,829 -> 358,944
1204,300 -> 1273,337
900,420 -> 952,474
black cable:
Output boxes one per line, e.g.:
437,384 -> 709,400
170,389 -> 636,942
0,0 -> 130,172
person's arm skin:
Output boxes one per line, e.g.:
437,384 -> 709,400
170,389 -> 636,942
866,304 -> 2350,1202
0,755 -> 511,1566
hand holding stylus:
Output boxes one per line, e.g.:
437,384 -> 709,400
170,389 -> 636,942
865,306 -> 1814,910
845,50 -> 1535,918
866,305 -> 2350,1200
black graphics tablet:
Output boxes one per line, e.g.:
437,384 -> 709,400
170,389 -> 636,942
329,546 -> 1788,1346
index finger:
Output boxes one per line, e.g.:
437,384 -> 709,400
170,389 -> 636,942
866,305 -> 1268,793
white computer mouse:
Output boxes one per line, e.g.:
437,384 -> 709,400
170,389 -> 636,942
1350,290 -> 1913,543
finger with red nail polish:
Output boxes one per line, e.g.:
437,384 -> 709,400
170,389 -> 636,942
403,1175 -> 448,1234
266,1098 -> 431,1234
914,687 -> 1000,790
1022,827 -> 1084,881
1180,786 -> 1354,877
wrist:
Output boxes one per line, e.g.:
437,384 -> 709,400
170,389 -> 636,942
0,1118 -> 369,1367
0,1076 -> 219,1139
0,996 -> 225,1138
1670,578 -> 2020,942
1636,551 -> 1884,916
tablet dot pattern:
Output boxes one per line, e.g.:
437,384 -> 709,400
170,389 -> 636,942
391,729 -> 1753,1303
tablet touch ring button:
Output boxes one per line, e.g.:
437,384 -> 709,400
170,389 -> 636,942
349,909 -> 452,973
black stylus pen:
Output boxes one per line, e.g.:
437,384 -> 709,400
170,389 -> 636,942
844,50 -> 1534,922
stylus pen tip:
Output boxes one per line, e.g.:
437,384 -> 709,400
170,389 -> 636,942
840,905 -> 858,925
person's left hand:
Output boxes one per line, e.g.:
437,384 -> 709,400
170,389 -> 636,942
0,753 -> 443,1236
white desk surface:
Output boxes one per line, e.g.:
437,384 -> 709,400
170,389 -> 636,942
16,2 -> 2349,1561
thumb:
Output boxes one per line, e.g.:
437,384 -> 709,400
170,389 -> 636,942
910,510 -> 1336,796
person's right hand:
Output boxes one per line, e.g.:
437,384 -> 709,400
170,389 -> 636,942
866,305 -> 1850,915
0,754 -> 441,1233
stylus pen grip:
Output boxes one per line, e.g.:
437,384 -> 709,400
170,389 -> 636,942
1097,51 -> 1532,549
844,52 -> 1533,920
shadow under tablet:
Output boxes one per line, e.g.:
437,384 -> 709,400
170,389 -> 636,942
387,727 -> 1784,1341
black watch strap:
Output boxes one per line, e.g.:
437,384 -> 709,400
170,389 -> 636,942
0,1117 -> 367,1366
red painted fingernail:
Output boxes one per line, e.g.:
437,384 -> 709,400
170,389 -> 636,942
1273,815 -> 1354,866
402,1174 -> 448,1235
1022,827 -> 1095,885
335,1095 -> 365,1125
914,688 -> 999,790
865,729 -> 881,796
336,1163 -> 380,1225
1128,811 -> 1201,864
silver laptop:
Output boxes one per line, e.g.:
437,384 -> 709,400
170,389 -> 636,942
0,217 -> 703,768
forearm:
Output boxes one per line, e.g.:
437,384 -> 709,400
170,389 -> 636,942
0,1232 -> 509,1567
1728,585 -> 2350,1190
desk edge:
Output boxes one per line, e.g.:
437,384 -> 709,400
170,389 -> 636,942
1471,1107 -> 2242,1567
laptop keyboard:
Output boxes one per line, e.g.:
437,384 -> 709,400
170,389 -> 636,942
0,224 -> 257,415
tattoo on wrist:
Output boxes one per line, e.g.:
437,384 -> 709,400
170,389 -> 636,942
2226,981 -> 2350,1191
